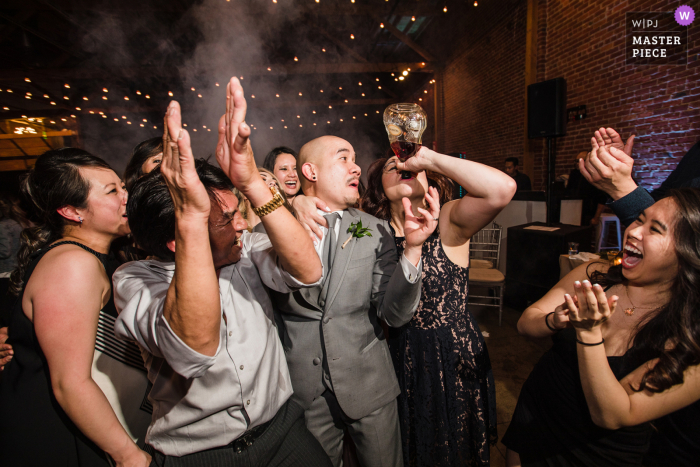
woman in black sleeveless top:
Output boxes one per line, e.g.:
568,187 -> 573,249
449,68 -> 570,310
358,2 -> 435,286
0,149 -> 151,466
504,189 -> 700,466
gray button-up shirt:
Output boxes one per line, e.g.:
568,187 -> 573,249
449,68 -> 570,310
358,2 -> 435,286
113,231 -> 323,456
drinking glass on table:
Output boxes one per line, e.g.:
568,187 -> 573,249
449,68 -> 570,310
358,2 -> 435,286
568,242 -> 579,257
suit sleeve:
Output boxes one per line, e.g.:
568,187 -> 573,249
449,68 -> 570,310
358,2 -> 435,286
608,186 -> 654,228
371,219 -> 422,328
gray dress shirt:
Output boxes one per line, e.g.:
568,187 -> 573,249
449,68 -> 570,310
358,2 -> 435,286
113,231 -> 323,456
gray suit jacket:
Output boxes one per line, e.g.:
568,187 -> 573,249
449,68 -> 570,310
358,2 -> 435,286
268,208 -> 421,420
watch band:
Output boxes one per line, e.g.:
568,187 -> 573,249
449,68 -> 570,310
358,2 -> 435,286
252,186 -> 285,217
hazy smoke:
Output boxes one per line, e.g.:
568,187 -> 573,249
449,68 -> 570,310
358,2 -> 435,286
79,0 -> 389,182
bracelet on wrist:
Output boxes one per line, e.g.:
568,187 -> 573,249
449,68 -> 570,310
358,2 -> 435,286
545,312 -> 560,332
576,337 -> 605,346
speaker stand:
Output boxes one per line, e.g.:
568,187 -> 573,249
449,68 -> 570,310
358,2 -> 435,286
546,137 -> 556,226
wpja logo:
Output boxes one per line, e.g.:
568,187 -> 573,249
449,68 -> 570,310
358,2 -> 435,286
675,5 -> 695,26
626,10 -> 689,65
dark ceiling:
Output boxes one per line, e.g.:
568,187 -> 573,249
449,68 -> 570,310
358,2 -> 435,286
0,0 -> 488,171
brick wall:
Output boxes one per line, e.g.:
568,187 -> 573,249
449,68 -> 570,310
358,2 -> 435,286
441,0 -> 700,191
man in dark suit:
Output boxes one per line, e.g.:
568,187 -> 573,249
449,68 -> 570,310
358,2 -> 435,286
268,136 -> 438,467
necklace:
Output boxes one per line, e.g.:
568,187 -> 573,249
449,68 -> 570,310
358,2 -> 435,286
622,285 -> 662,317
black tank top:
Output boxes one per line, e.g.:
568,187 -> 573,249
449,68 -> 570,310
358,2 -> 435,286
0,241 -> 113,467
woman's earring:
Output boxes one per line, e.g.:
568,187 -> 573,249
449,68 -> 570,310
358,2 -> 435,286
312,176 -> 316,180
78,216 -> 83,224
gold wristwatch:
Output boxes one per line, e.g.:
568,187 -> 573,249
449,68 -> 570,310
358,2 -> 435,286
252,186 -> 285,217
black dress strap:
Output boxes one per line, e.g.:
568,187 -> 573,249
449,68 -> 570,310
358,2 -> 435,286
37,241 -> 108,271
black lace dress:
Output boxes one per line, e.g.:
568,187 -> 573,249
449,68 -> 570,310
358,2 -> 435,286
389,233 -> 498,467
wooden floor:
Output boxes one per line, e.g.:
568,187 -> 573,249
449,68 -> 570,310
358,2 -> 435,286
473,304 -> 551,467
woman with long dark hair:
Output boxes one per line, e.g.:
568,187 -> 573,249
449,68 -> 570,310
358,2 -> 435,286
0,148 -> 151,466
503,188 -> 700,467
360,148 -> 516,466
123,136 -> 163,192
262,146 -> 300,203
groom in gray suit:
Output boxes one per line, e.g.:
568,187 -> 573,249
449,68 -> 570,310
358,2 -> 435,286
268,136 -> 437,467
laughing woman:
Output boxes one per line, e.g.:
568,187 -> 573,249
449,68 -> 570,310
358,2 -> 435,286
361,148 -> 516,467
0,149 -> 151,467
503,188 -> 700,467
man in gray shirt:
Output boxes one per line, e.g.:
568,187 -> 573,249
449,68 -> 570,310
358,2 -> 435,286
113,80 -> 331,467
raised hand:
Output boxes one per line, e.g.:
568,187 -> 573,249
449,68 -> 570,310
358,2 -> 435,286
404,186 -> 440,249
216,77 -> 257,192
594,127 -> 635,157
161,101 -> 210,218
394,146 -> 435,173
567,280 -> 618,331
580,134 -> 637,200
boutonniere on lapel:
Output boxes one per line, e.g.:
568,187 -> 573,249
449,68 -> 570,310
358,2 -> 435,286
342,220 -> 373,249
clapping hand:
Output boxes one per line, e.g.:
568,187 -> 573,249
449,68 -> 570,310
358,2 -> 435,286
160,101 -> 210,218
579,128 -> 637,200
566,280 -> 618,331
216,77 -> 257,192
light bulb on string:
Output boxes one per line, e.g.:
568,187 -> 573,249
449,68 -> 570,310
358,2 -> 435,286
65,84 -> 70,88
64,96 -> 69,100
168,91 -> 173,96
294,57 -> 298,61
145,95 -> 150,99
411,16 -> 415,21
103,88 -> 108,92
103,96 -> 108,100
136,91 -> 142,95
344,99 -> 348,103
474,1 -> 478,5
443,6 -> 447,12
350,34 -> 354,39
124,96 -> 129,100
25,77 -> 31,82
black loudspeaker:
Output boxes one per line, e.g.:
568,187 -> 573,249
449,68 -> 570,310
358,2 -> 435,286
504,222 -> 593,310
528,78 -> 567,139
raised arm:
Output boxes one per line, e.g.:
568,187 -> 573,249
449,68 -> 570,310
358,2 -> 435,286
397,147 -> 516,242
31,249 -> 149,466
216,78 -> 321,284
160,101 -> 221,357
568,281 -> 700,429
579,128 -> 637,201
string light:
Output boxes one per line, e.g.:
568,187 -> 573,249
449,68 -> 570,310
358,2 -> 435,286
103,96 -> 108,100
168,91 -> 173,96
350,34 -> 355,39
276,94 -> 280,97
198,94 -> 202,98
294,57 -> 298,61
136,91 -> 141,95
312,110 -> 316,114
64,84 -> 70,88
411,16 -> 416,21
378,86 -> 382,89
402,71 -> 408,76
50,101 -> 56,105
124,96 -> 129,100
443,6 -> 447,12
64,96 -> 69,100
322,48 -> 326,52
474,1 -> 478,5
191,87 -> 196,91
380,23 -> 384,28
215,83 -> 220,86
251,95 -> 255,98
145,95 -> 150,99
25,78 -> 31,82
43,94 -> 49,98
299,92 -> 302,96
83,96 -> 89,100
76,107 -> 81,110
399,76 -> 405,80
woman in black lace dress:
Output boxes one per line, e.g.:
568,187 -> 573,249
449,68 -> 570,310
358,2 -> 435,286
361,147 -> 516,466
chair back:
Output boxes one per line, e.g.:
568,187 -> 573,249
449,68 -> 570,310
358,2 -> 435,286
470,222 -> 503,269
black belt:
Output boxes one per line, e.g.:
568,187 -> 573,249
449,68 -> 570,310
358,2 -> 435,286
228,418 -> 274,453
144,418 -> 274,458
